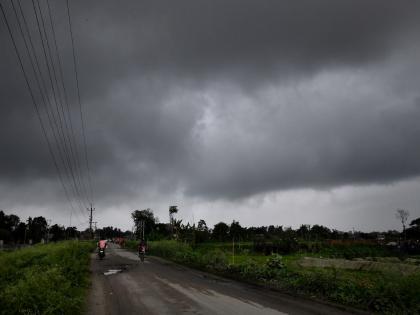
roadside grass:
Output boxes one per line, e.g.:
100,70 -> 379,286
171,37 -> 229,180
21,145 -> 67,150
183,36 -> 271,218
0,241 -> 95,315
130,240 -> 420,314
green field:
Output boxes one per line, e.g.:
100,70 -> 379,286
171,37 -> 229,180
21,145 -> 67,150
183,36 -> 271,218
0,241 -> 95,315
128,240 -> 420,314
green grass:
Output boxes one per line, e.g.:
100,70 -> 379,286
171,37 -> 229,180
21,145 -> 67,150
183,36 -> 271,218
0,241 -> 95,315
138,240 -> 420,314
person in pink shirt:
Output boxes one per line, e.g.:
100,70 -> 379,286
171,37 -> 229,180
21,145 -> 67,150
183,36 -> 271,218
98,239 -> 107,250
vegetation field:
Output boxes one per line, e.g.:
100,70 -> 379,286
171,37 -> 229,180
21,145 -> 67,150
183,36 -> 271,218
0,241 -> 95,315
126,240 -> 420,314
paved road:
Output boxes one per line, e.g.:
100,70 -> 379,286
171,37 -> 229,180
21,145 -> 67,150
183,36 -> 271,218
87,243 -> 360,315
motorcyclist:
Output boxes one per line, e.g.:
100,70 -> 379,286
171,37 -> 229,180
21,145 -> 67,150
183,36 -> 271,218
98,239 -> 107,251
138,239 -> 146,254
138,239 -> 147,261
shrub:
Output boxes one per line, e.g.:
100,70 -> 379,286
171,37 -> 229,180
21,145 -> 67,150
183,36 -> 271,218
148,240 -> 193,261
202,250 -> 228,271
0,241 -> 95,315
266,254 -> 284,269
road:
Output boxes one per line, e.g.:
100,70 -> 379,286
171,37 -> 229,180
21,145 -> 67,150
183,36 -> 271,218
87,243 -> 361,315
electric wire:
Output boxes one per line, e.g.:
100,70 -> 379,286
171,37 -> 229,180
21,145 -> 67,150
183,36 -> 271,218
0,1 -> 87,225
66,0 -> 94,205
2,0 -> 94,227
12,0 -> 81,217
11,0 -> 87,220
31,0 -> 89,214
35,0 -> 90,207
45,0 -> 91,206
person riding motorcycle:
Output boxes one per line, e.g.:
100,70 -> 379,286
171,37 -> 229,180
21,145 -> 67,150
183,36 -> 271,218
138,239 -> 146,261
97,239 -> 107,259
98,239 -> 107,250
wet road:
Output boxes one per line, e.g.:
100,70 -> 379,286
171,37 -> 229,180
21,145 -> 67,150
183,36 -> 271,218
87,243 -> 359,315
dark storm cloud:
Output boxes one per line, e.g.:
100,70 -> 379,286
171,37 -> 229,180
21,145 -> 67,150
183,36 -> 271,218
1,0 -> 420,208
64,0 -> 420,96
184,70 -> 420,198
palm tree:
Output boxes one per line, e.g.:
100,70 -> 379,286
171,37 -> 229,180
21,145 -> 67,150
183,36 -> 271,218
169,206 -> 179,237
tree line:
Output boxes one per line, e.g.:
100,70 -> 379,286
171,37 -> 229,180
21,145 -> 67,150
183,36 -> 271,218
131,208 -> 420,244
0,210 -> 78,244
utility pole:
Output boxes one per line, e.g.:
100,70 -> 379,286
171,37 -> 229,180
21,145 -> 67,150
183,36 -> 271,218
46,219 -> 51,243
24,225 -> 27,245
93,221 -> 98,239
88,204 -> 95,239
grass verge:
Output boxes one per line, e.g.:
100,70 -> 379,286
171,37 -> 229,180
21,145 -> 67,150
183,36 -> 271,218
0,241 -> 95,315
125,240 -> 420,314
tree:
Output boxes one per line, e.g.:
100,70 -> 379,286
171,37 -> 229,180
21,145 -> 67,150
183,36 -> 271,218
197,219 -> 208,232
6,214 -> 20,232
410,217 -> 420,227
0,211 -> 21,243
50,224 -> 65,242
169,206 -> 178,236
297,224 -> 311,240
310,224 -> 331,240
65,226 -> 79,239
169,206 -> 178,215
14,222 -> 27,243
196,219 -> 210,243
28,216 -> 47,243
212,222 -> 229,242
172,219 -> 183,239
406,217 -> 420,240
131,209 -> 157,239
100,226 -> 123,239
229,220 -> 244,240
395,209 -> 410,240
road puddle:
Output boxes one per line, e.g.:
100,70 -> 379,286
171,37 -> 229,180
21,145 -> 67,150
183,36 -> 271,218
104,269 -> 122,276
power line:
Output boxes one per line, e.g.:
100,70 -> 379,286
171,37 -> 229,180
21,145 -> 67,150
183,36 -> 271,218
66,0 -> 94,205
2,0 -> 94,226
31,0 -> 89,213
37,0 -> 90,207
5,0 -> 89,222
45,0 -> 91,206
0,0 -> 87,223
12,0 -> 80,216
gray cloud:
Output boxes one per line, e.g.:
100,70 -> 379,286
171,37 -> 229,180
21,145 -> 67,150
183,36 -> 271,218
1,0 -> 420,225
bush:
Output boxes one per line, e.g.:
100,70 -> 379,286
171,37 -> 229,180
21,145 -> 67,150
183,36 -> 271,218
202,250 -> 228,271
0,241 -> 95,315
254,238 -> 298,255
266,254 -> 284,269
148,240 -> 193,261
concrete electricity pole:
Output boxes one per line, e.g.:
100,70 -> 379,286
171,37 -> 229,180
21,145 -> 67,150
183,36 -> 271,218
93,221 -> 98,239
88,204 -> 95,239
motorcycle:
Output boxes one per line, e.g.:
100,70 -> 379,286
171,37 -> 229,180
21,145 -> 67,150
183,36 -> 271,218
138,245 -> 146,262
98,248 -> 105,260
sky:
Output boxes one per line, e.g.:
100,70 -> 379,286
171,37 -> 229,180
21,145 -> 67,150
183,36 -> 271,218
1,0 -> 420,232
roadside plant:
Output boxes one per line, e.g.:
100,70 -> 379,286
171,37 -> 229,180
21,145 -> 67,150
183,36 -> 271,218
266,254 -> 284,269
202,250 -> 228,271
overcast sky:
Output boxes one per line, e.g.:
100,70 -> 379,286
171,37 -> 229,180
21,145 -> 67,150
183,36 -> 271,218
1,0 -> 420,232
